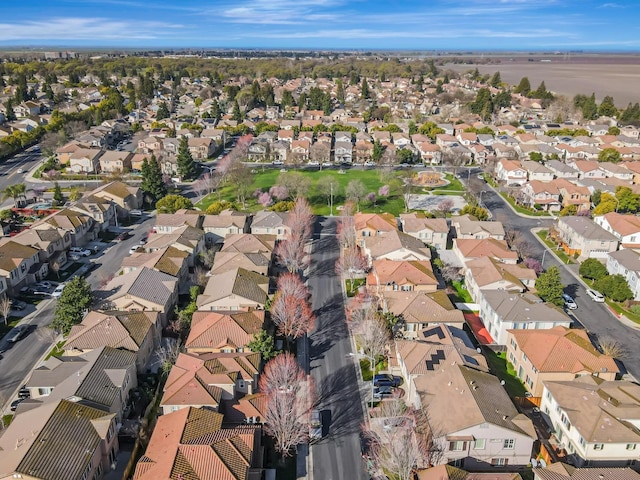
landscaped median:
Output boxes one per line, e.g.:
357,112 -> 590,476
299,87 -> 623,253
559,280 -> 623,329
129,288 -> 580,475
499,191 -> 550,217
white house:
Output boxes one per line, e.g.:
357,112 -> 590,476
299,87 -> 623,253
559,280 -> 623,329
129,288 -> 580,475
606,249 -> 640,300
594,212 -> 640,249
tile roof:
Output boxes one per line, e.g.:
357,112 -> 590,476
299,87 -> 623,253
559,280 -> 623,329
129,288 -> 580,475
417,465 -> 522,480
186,310 -> 265,351
382,290 -> 465,327
133,407 -> 260,480
399,213 -> 448,235
597,211 -> 640,236
64,310 -> 159,352
364,230 -> 432,260
222,393 -> 268,425
454,238 -> 518,261
543,376 -> 640,443
466,256 -> 534,290
533,463 -> 640,480
508,326 -> 618,376
0,400 -> 115,480
367,259 -> 437,288
354,212 -> 398,233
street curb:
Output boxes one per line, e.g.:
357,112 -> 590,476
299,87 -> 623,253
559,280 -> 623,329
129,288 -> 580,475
484,182 -> 554,220
530,227 -> 640,331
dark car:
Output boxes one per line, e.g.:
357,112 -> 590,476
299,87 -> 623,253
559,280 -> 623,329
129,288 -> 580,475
373,374 -> 402,388
116,231 -> 131,241
11,300 -> 26,311
18,387 -> 30,399
373,386 -> 394,400
6,324 -> 30,343
10,399 -> 24,411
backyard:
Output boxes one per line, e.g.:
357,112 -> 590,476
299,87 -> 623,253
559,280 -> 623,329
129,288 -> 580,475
197,169 -> 431,216
483,349 -> 527,398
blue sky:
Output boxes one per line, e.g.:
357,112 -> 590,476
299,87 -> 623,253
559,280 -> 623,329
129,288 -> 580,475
1,0 -> 638,50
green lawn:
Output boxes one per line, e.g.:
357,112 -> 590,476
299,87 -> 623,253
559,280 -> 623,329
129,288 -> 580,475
536,230 -> 575,265
45,340 -> 66,360
2,414 -> 13,428
484,350 -> 527,398
451,280 -> 473,303
499,192 -> 550,217
197,169 -> 410,216
46,262 -> 84,282
345,278 -> 366,297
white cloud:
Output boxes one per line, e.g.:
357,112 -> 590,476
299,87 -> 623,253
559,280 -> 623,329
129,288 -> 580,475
0,17 -> 183,41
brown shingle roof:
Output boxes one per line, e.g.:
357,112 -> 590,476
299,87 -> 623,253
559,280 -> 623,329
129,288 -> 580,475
533,463 -> 640,480
186,310 -> 265,351
382,290 -> 465,327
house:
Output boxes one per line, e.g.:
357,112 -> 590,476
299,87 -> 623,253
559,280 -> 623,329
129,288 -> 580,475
0,240 -> 44,291
540,376 -> 640,468
533,464 -> 640,480
362,230 -> 432,262
25,346 -> 137,422
555,216 -> 619,260
594,212 -> 640,249
121,246 -> 190,283
399,213 -> 448,250
46,208 -> 97,246
161,351 -> 260,413
354,212 -> 398,241
451,214 -> 505,240
598,162 -> 634,181
0,400 -> 119,480
99,267 -> 178,327
418,363 -> 536,469
334,141 -> 353,163
12,223 -> 70,265
188,137 -> 215,160
555,179 -> 591,213
465,257 -> 537,303
478,291 -> 572,345
453,238 -> 518,266
90,181 -> 143,213
522,160 -> 554,182
71,194 -> 117,230
222,393 -> 268,425
496,159 -> 527,185
290,139 -> 311,162
196,268 -> 269,311
566,159 -> 607,179
250,210 -> 290,240
99,150 -> 132,173
382,291 -> 465,338
418,465 -> 522,480
606,249 -> 640,300
68,147 -> 102,173
155,210 -> 203,233
395,324 -> 487,404
211,251 -> 270,276
416,142 -> 443,164
546,160 -> 579,180
132,407 -> 263,480
366,259 -> 438,294
521,181 -> 562,212
63,310 -> 160,373
185,310 -> 265,354
506,326 -> 618,398
220,233 -> 276,255
201,210 -> 248,245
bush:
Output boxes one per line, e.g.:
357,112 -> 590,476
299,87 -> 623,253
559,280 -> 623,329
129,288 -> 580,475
579,258 -> 608,281
205,200 -> 236,215
595,274 -> 634,302
270,200 -> 295,212
630,304 -> 640,315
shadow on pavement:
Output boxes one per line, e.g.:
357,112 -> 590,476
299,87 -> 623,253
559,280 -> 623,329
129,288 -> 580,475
316,364 -> 365,438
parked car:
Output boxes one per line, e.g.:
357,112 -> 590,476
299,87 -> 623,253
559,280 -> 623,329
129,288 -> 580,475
11,300 -> 26,311
7,324 -> 30,343
129,245 -> 143,255
562,293 -> 578,310
10,399 -> 24,412
34,281 -> 53,289
129,209 -> 143,217
116,231 -> 131,241
18,386 -> 30,399
586,288 -> 605,303
69,247 -> 92,257
51,283 -> 66,299
373,386 -> 394,400
373,374 -> 402,388
309,409 -> 322,441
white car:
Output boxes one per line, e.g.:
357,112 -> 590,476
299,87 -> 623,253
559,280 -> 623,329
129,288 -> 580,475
586,288 -> 605,303
129,245 -> 143,255
17,168 -> 24,174
69,247 -> 92,257
51,283 -> 66,298
562,293 -> 578,310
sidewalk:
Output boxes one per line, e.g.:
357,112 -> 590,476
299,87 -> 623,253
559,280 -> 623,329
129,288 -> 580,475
483,181 -> 555,220
530,227 -> 640,331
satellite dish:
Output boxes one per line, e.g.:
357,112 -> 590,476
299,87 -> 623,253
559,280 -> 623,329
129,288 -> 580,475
476,347 -> 482,353
500,380 -> 506,385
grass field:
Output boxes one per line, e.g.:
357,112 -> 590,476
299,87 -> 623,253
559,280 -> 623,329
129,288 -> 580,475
197,169 -> 412,216
484,350 -> 527,398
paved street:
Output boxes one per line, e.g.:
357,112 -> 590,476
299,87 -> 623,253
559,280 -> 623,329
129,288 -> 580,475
467,176 -> 640,380
0,213 -> 155,411
307,217 -> 367,480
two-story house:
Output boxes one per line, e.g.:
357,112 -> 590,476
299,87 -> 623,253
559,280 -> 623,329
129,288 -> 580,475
606,249 -> 640,300
250,210 -> 290,240
196,267 -> 269,311
594,212 -> 640,249
555,216 -> 619,260
522,160 -> 554,182
496,159 -> 527,185
99,150 -> 132,173
399,213 -> 448,250
68,147 -> 102,173
0,240 -> 44,291
185,310 -> 265,354
521,181 -> 562,212
465,257 -> 537,303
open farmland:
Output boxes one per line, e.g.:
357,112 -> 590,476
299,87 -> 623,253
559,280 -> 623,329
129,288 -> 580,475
445,59 -> 640,105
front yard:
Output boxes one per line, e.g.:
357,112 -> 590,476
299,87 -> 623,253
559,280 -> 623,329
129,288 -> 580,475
500,192 -> 550,217
535,230 -> 575,265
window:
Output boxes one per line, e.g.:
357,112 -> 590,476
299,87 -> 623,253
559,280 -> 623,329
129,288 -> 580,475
474,439 -> 485,450
38,387 -> 53,396
627,444 -> 637,450
491,458 -> 508,466
503,439 -> 515,449
449,441 -> 466,451
579,436 -> 586,448
593,443 -> 604,450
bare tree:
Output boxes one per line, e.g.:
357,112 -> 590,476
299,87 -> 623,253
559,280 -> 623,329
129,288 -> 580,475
335,247 -> 369,283
276,272 -> 310,302
270,291 -> 315,341
286,197 -> 314,244
193,265 -> 208,288
337,215 -> 357,250
65,120 -> 88,138
346,179 -> 367,212
260,354 -> 316,458
0,295 -> 11,325
599,338 -> 626,358
434,198 -> 454,218
346,303 -> 389,367
275,237 -> 309,274
442,150 -> 465,177
277,171 -> 312,200
157,340 -> 182,377
317,175 -> 340,211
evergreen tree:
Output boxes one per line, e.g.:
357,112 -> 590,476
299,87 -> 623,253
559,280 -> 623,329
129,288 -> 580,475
514,77 -> 531,96
5,98 -> 16,121
361,78 -> 370,99
156,102 -> 170,120
598,95 -> 618,117
141,154 -> 167,202
232,100 -> 243,122
52,182 -> 64,207
490,71 -> 502,88
535,266 -> 564,306
336,79 -> 345,105
210,99 -> 221,120
51,277 -> 93,335
177,136 -> 197,181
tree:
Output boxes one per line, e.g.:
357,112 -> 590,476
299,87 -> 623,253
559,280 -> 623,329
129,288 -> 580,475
248,329 -> 276,361
68,187 -> 82,202
51,277 -> 93,335
535,266 -> 564,306
176,136 -> 197,180
523,257 -> 543,275
599,96 -> 618,117
347,303 -> 389,370
141,154 -> 167,202
277,171 -> 311,200
0,295 -> 11,325
361,77 -> 370,99
434,198 -> 454,218
616,186 -> 640,214
2,183 -> 26,206
595,274 -> 633,302
514,77 -> 531,96
460,204 -> 489,221
317,176 -> 339,211
260,354 -> 314,458
335,247 -> 369,283
337,214 -> 357,251
490,71 -> 502,88
286,197 -> 314,245
275,237 -> 309,274
346,180 -> 367,212
591,189 -> 602,207
228,162 -> 254,208
592,192 -> 617,216
156,101 -> 170,120
206,200 -> 236,215
598,147 -> 621,163
559,204 -> 578,217
52,182 -> 64,207
579,258 -> 609,281
156,194 -> 193,213
270,290 -> 315,341
371,140 -> 386,164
